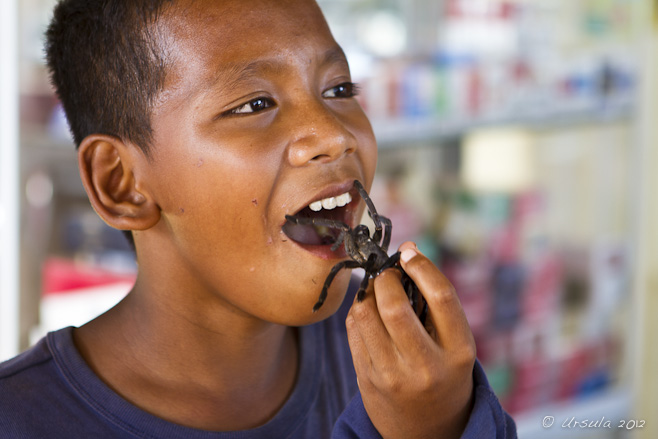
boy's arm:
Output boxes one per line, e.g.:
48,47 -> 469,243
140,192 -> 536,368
340,242 -> 516,439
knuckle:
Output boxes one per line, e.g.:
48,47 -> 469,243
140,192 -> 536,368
455,341 -> 477,367
379,303 -> 408,325
406,254 -> 432,274
465,341 -> 478,362
374,367 -> 403,393
374,269 -> 400,289
352,303 -> 370,321
418,366 -> 440,390
381,268 -> 402,280
356,374 -> 375,393
345,314 -> 356,330
426,282 -> 458,307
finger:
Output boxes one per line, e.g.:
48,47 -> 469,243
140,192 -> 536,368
398,241 -> 417,253
349,280 -> 398,365
372,268 -> 435,356
345,310 -> 373,388
399,245 -> 474,351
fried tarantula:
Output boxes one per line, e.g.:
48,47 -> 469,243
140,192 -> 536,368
285,180 -> 427,323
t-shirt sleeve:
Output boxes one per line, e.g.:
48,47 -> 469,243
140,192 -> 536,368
331,391 -> 381,439
461,360 -> 517,439
331,359 -> 517,439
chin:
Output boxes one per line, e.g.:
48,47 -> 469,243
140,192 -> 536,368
282,274 -> 352,326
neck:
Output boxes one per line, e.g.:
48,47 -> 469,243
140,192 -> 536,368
74,276 -> 299,431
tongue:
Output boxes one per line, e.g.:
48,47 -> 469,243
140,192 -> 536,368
282,222 -> 322,245
282,221 -> 337,246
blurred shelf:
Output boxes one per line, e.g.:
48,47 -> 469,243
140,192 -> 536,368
514,388 -> 632,439
18,102 -> 634,198
372,103 -> 634,147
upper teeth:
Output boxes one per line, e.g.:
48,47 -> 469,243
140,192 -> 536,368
309,192 -> 352,212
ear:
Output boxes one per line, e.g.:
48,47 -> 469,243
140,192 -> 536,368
78,134 -> 160,231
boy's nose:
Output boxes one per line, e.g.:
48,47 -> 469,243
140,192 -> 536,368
286,101 -> 357,166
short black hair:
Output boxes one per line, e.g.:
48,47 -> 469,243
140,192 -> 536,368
45,0 -> 173,154
45,0 -> 175,249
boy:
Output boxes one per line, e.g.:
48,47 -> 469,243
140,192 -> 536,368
0,0 -> 516,437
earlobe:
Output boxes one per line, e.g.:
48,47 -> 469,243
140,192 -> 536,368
78,134 -> 160,231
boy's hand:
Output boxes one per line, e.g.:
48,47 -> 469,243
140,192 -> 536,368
346,242 -> 476,439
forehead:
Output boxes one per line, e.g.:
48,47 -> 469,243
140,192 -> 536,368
159,0 -> 342,91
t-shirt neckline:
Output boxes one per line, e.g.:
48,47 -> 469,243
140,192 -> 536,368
47,324 -> 323,439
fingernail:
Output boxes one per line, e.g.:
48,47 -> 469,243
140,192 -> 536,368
401,248 -> 417,263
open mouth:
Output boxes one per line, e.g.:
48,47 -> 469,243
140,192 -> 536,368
282,190 -> 354,249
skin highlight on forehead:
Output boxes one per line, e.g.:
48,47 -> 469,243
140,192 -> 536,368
156,0 -> 336,89
201,47 -> 351,105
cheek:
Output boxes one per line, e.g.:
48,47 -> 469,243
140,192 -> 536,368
363,142 -> 378,181
348,110 -> 378,182
149,151 -> 278,257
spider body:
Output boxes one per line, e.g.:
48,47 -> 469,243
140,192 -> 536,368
285,180 -> 427,323
344,224 -> 388,266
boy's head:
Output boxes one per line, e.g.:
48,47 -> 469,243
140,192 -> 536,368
45,0 -> 378,324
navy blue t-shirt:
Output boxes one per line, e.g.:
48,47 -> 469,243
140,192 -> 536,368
0,286 -> 516,438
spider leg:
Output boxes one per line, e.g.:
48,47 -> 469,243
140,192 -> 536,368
376,251 -> 401,275
354,180 -> 380,220
354,180 -> 383,232
330,229 -> 348,252
313,259 -> 361,312
285,215 -> 351,251
376,252 -> 428,324
355,274 -> 371,302
375,214 -> 392,253
403,274 -> 428,325
353,181 -> 392,251
356,253 -> 379,302
285,215 -> 350,231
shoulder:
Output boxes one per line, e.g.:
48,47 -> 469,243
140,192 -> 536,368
0,329 -> 73,437
0,329 -> 76,396
0,332 -> 56,382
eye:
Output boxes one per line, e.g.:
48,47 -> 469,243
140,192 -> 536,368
322,82 -> 360,99
229,97 -> 275,115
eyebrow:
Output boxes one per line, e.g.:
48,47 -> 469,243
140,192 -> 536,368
318,46 -> 350,71
203,46 -> 350,97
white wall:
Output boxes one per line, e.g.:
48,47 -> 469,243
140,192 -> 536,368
0,0 -> 21,361
635,8 -> 658,438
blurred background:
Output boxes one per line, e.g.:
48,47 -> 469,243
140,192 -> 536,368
0,0 -> 656,437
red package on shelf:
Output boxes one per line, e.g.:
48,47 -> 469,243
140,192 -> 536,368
42,257 -> 136,296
